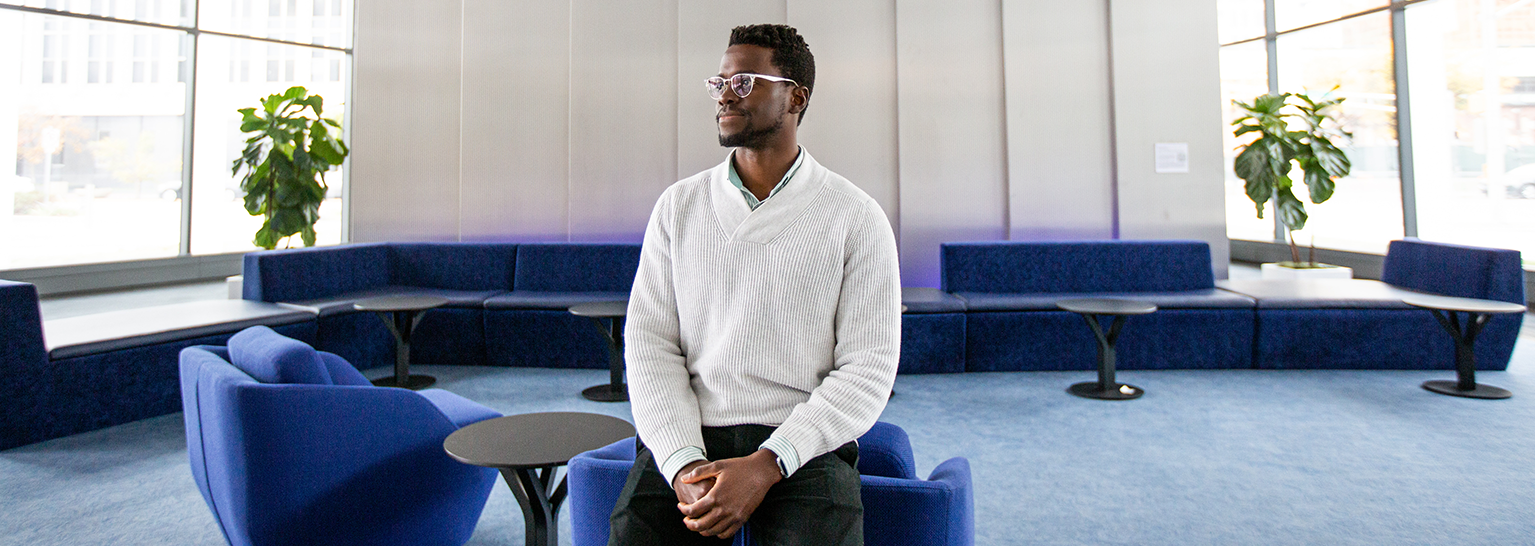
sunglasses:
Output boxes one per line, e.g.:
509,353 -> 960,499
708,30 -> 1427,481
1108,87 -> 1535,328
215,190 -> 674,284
705,73 -> 798,100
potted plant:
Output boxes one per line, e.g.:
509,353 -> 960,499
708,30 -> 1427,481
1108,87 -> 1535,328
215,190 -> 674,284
232,86 -> 349,250
1231,89 -> 1353,279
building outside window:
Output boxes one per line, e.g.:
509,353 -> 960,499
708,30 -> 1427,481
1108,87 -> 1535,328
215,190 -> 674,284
1219,0 -> 1535,268
1,0 -> 351,271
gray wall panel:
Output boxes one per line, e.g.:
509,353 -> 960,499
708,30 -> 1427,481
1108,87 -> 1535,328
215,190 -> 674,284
349,0 -> 462,242
791,0 -> 901,233
677,1 -> 786,179
1003,0 -> 1115,241
568,0 -> 679,242
460,0 -> 570,242
1109,0 -> 1230,278
896,0 -> 1009,287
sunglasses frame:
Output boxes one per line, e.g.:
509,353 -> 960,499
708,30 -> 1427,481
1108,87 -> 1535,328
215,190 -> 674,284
705,72 -> 799,100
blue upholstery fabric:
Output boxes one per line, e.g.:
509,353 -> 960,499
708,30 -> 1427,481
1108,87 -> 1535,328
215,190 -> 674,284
318,351 -> 369,386
178,329 -> 501,546
228,326 -> 333,385
7,321 -> 315,451
416,389 -> 505,428
567,422 -> 974,546
485,310 -> 612,369
1256,308 -> 1504,370
0,280 -> 50,451
899,314 -> 966,374
957,289 -> 1254,311
1382,239 -> 1524,370
388,242 -> 517,291
242,243 -> 390,302
901,287 -> 967,314
965,309 -> 1255,372
513,243 -> 641,292
941,240 -> 1214,293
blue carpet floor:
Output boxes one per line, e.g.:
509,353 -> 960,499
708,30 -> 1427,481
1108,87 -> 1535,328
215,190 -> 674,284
3,338 -> 1534,545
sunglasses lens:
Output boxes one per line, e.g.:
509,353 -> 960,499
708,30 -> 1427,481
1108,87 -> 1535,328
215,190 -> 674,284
730,74 -> 754,98
705,77 -> 727,99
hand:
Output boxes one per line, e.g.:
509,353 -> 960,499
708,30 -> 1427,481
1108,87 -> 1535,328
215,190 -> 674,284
675,449 -> 782,538
672,460 -> 714,506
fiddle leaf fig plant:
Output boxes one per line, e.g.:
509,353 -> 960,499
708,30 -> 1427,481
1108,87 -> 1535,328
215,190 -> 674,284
232,86 -> 348,250
1231,89 -> 1352,263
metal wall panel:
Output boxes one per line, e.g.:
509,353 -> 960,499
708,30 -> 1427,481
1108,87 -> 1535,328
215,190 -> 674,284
895,0 -> 1009,287
790,0 -> 901,236
676,1 -> 786,180
1109,0 -> 1230,278
459,0 -> 571,242
349,0 -> 462,242
568,0 -> 679,243
1002,0 -> 1115,241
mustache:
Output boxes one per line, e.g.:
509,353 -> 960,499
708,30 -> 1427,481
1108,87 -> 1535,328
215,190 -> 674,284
716,109 -> 748,119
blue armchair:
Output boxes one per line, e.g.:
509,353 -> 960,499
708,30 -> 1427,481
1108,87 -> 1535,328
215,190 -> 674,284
567,422 -> 974,546
179,326 -> 502,546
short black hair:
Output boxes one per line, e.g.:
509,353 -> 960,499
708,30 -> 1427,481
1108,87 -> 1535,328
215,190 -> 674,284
729,24 -> 814,123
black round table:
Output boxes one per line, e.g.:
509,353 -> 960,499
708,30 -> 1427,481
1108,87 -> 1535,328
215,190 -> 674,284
353,295 -> 446,390
569,301 -> 629,402
1057,298 -> 1158,400
1401,293 -> 1527,400
443,412 -> 635,546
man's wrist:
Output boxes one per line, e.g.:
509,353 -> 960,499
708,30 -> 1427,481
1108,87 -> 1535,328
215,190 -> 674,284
758,437 -> 801,478
660,446 -> 708,488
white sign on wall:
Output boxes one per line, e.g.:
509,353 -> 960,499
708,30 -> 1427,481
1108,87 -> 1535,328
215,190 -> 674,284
1154,142 -> 1189,174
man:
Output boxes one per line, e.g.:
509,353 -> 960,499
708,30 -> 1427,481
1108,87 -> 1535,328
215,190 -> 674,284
614,23 -> 902,546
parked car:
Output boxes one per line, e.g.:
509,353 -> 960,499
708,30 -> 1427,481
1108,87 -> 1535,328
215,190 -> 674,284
1496,164 -> 1535,199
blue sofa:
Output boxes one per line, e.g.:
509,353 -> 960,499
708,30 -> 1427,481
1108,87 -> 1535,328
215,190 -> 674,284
180,326 -> 501,546
566,422 -> 974,546
1216,239 -> 1526,370
0,279 -> 316,451
942,240 -> 1257,372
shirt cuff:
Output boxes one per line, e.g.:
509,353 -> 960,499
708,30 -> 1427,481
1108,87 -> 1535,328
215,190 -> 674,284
759,437 -> 802,478
659,446 -> 708,489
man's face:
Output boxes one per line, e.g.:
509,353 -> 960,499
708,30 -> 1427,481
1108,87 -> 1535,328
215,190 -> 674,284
717,44 -> 794,149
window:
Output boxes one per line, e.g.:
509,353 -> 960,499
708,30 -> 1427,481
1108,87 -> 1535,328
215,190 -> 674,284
1,0 -> 352,270
1218,0 -> 1534,265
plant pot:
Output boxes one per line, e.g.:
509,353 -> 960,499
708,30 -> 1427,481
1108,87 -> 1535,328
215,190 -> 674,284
1260,262 -> 1353,280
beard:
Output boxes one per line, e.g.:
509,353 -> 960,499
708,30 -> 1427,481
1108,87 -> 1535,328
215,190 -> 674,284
718,114 -> 786,149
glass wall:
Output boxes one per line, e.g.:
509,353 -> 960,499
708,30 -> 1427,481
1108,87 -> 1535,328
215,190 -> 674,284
1,0 -> 351,270
1220,0 -> 1534,267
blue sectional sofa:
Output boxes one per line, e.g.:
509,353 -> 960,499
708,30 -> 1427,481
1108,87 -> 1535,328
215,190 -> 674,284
0,279 -> 316,451
942,240 -> 1257,372
1216,239 -> 1526,370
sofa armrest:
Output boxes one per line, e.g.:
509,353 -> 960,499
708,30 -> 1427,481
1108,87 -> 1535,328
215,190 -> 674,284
860,457 -> 974,546
0,280 -> 47,377
417,388 -> 502,428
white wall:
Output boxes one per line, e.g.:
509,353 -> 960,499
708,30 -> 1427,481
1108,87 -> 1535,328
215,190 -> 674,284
350,0 -> 1230,284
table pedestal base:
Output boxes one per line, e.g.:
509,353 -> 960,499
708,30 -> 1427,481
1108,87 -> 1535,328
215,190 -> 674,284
581,383 -> 628,402
1069,382 -> 1143,400
371,374 -> 435,390
501,465 -> 565,546
1422,380 -> 1511,400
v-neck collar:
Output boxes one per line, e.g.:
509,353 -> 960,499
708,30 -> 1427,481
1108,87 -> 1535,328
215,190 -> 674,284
708,149 -> 825,245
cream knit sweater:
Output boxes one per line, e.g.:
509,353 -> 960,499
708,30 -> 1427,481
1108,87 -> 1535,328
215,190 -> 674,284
625,150 -> 902,485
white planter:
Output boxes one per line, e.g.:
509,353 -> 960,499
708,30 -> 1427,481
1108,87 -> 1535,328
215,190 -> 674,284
1260,262 -> 1353,280
226,275 -> 243,299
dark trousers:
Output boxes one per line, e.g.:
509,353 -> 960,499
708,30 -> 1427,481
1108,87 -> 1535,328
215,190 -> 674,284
609,425 -> 863,546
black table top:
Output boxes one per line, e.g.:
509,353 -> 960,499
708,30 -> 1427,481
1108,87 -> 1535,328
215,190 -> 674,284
569,301 -> 628,318
443,412 -> 635,469
352,295 -> 449,313
1056,298 -> 1158,315
1400,293 -> 1527,315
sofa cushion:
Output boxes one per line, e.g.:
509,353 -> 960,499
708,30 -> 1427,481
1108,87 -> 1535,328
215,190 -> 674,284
242,243 -> 391,302
514,243 -> 641,292
901,287 -> 966,314
958,289 -> 1254,311
318,351 -> 370,386
44,300 -> 317,360
484,291 -> 631,310
278,286 -> 506,316
388,242 -> 517,291
941,240 -> 1215,293
1381,239 -> 1525,304
227,326 -> 332,385
1216,279 -> 1422,309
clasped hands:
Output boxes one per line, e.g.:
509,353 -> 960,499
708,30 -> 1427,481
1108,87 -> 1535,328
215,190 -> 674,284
672,448 -> 782,539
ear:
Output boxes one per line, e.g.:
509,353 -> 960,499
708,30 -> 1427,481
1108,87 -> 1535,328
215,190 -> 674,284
787,86 -> 809,115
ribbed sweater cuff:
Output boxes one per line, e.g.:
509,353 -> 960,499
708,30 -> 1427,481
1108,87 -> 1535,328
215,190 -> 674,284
659,446 -> 708,488
758,437 -> 802,477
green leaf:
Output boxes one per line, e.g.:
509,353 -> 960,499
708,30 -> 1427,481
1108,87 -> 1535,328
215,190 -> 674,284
1311,140 -> 1351,178
1275,188 -> 1308,231
1303,164 -> 1335,204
